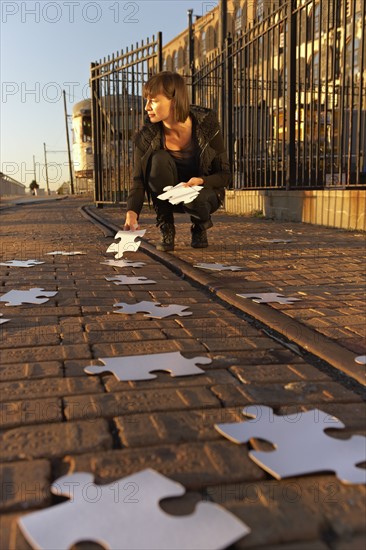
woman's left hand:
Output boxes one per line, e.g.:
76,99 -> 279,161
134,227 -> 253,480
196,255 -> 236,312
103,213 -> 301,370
183,177 -> 204,187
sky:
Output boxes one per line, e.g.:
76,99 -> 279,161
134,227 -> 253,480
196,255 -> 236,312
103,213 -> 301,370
1,0 -> 219,191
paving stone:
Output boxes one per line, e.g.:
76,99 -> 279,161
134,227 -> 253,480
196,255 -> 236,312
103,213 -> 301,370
64,386 -> 219,421
63,440 -> 265,489
84,318 -> 162,332
0,344 -> 92,364
211,380 -> 363,407
91,339 -> 207,357
203,336 -> 284,352
230,363 -> 331,384
208,480 -> 321,547
115,407 -> 244,447
0,362 -> 62,382
0,398 -> 62,428
103,368 -> 239,393
0,306 -> 81,317
0,460 -> 51,511
0,377 -> 103,402
0,419 -> 112,461
86,328 -> 165,344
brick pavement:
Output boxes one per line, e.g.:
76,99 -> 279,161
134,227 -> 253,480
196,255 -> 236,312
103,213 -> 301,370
0,196 -> 365,549
99,203 -> 366,385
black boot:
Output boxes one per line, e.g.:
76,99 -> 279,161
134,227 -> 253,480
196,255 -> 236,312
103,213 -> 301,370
156,222 -> 175,251
191,219 -> 213,248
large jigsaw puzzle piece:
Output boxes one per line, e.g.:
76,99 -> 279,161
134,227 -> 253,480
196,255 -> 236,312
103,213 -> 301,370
46,251 -> 86,256
0,259 -> 45,268
105,275 -> 156,285
0,288 -> 57,306
237,292 -> 301,304
18,468 -> 249,550
113,300 -> 192,319
106,230 -> 146,259
101,259 -> 146,268
194,263 -> 243,271
157,182 -> 202,205
0,313 -> 10,325
215,405 -> 366,484
84,351 -> 211,381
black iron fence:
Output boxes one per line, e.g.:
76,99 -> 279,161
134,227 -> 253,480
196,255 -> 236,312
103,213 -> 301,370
91,0 -> 365,203
90,34 -> 162,204
193,0 -> 365,189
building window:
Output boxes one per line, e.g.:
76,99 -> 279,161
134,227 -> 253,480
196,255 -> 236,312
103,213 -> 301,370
214,22 -> 219,48
257,0 -> 264,22
201,31 -> 206,57
307,52 -> 320,87
166,55 -> 172,71
178,46 -> 185,68
235,7 -> 242,34
346,37 -> 361,79
172,50 -> 178,71
307,1 -> 320,40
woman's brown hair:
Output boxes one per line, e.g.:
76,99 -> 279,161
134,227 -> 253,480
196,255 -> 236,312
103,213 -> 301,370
143,71 -> 190,122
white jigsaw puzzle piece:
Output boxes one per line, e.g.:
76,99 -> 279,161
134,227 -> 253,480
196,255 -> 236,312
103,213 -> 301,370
262,239 -> 293,243
0,288 -> 57,306
84,351 -> 211,381
0,313 -> 10,324
113,300 -> 192,319
237,292 -> 301,304
101,259 -> 146,268
194,263 -> 244,271
215,405 -> 366,484
355,355 -> 366,365
105,275 -> 156,285
18,468 -> 249,550
0,259 -> 45,268
46,251 -> 86,256
157,182 -> 202,205
106,230 -> 146,259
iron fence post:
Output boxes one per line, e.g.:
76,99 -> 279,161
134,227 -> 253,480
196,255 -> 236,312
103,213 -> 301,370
188,9 -> 195,104
225,35 -> 233,173
90,62 -> 101,203
286,0 -> 296,189
157,32 -> 163,72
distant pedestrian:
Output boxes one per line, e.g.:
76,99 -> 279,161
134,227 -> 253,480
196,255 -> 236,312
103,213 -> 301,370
123,71 -> 231,251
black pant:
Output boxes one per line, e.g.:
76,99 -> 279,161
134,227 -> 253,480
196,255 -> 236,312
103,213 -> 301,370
148,150 -> 220,226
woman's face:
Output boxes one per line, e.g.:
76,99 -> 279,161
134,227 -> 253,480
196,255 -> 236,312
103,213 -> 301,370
145,94 -> 174,123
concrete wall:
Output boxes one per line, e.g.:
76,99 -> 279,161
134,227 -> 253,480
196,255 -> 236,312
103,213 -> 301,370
225,189 -> 366,231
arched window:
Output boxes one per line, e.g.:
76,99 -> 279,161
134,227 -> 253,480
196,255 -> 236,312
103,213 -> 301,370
214,22 -> 219,48
205,25 -> 214,51
235,7 -> 242,34
172,50 -> 178,71
178,46 -> 185,68
166,55 -> 172,71
201,31 -> 206,57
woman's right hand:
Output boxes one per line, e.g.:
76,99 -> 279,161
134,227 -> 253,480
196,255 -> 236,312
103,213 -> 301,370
124,210 -> 140,231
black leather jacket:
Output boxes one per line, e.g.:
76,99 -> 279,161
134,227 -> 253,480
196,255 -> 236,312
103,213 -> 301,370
126,105 -> 231,215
